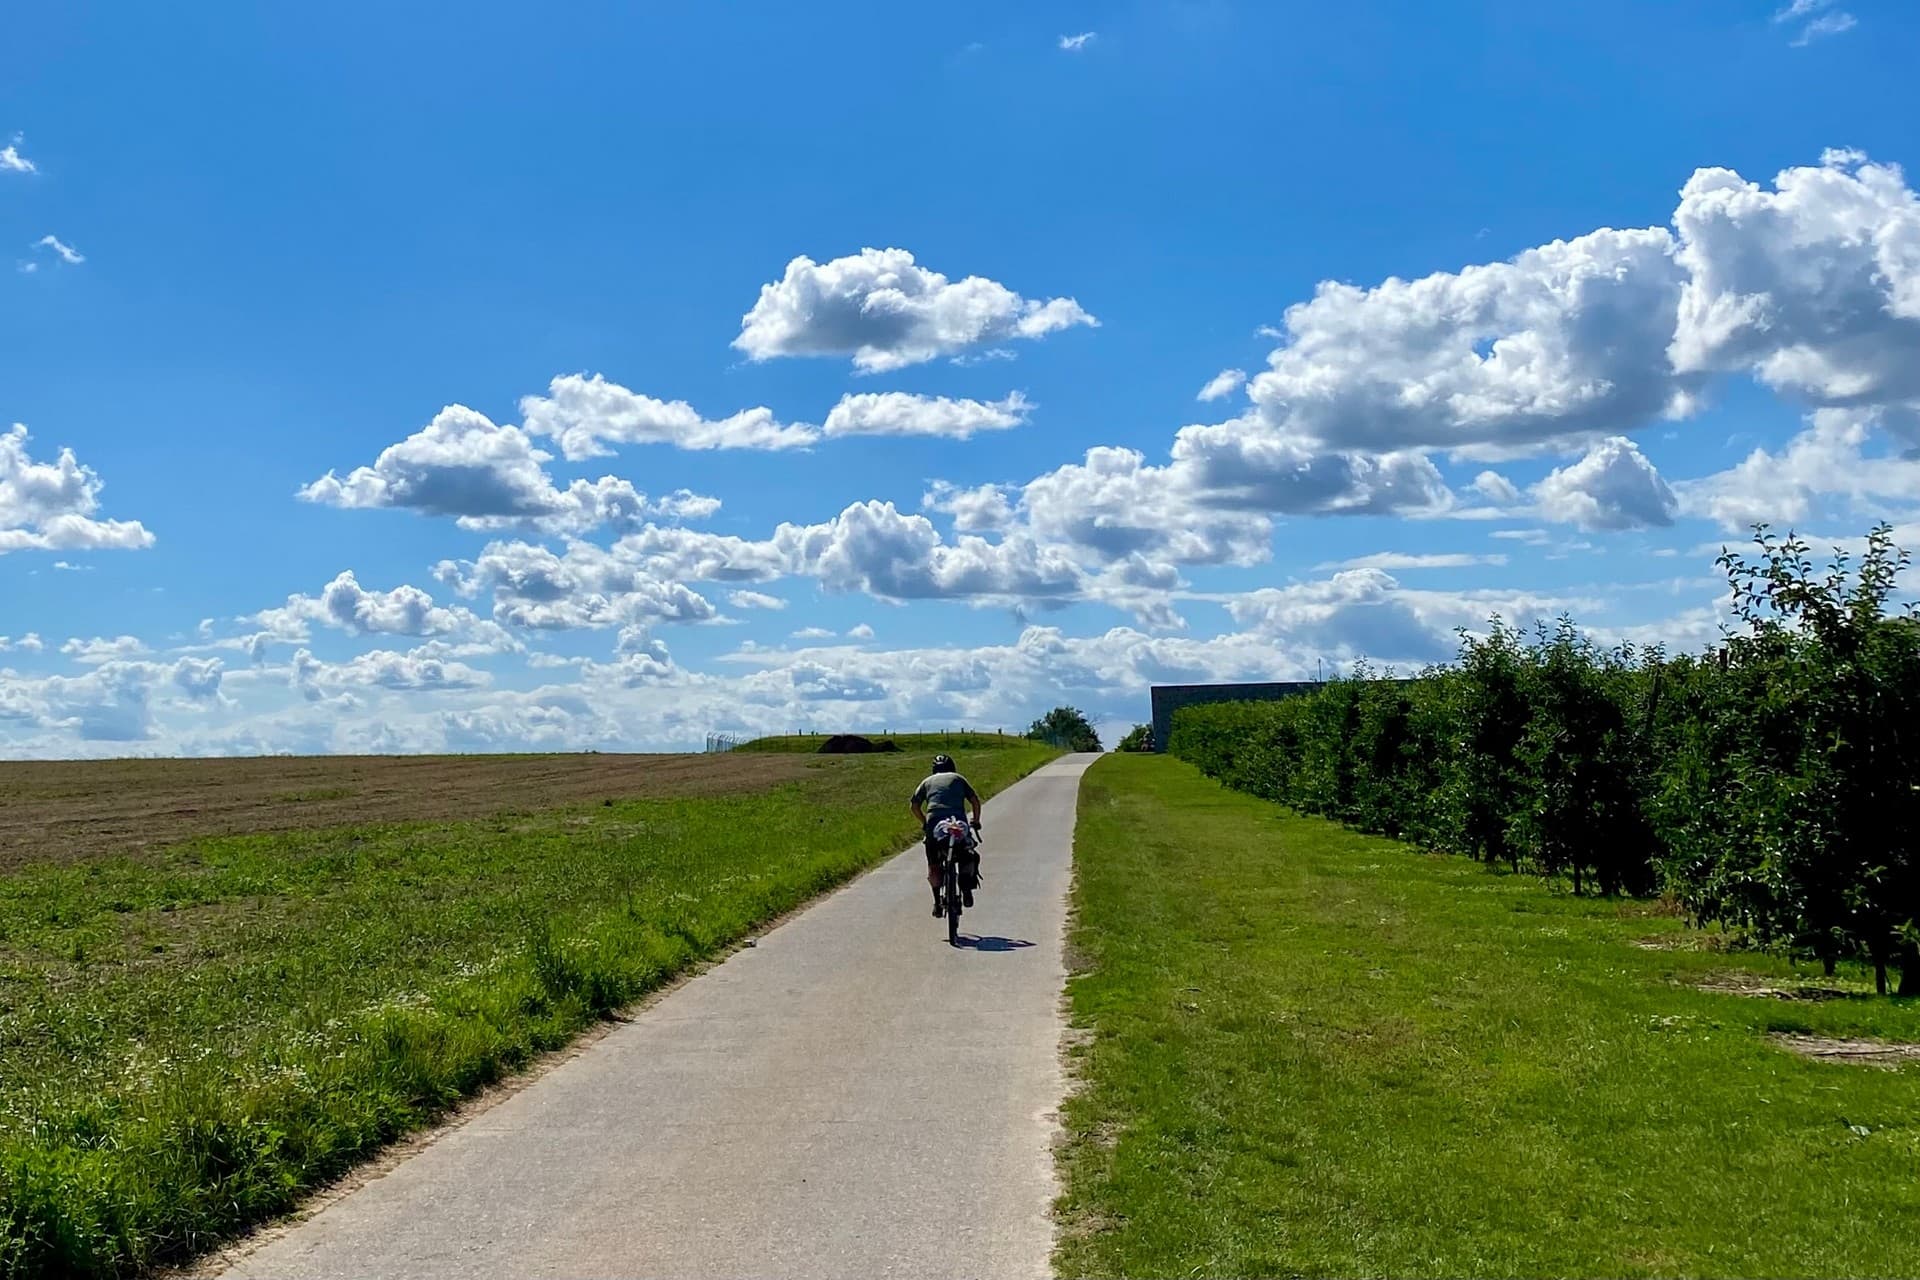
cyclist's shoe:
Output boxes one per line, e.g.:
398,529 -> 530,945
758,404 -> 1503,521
932,895 -> 944,917
962,887 -> 974,908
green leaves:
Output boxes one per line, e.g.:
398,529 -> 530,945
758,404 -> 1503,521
1028,706 -> 1103,753
1169,524 -> 1920,995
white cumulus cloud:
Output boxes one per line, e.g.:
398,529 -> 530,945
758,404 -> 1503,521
0,425 -> 156,555
822,391 -> 1032,439
1681,408 -> 1920,531
435,539 -> 720,631
252,571 -> 519,651
300,405 -> 720,535
922,481 -> 1016,533
733,247 -> 1097,372
520,373 -> 818,458
0,136 -> 34,174
61,635 -> 148,664
1668,149 -> 1920,442
1245,227 -> 1693,459
1531,436 -> 1679,531
291,647 -> 491,700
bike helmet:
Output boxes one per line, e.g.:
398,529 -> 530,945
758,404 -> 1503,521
932,753 -> 956,773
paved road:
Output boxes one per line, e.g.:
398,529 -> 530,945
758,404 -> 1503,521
219,753 -> 1097,1280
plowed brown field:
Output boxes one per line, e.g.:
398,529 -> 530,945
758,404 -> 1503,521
0,753 -> 812,871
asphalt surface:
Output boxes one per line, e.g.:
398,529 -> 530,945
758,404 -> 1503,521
217,752 -> 1097,1280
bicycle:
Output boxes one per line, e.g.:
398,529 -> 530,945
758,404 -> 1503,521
930,816 -> 981,946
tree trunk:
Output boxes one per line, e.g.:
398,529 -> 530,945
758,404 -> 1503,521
1898,943 -> 1920,998
1874,957 -> 1889,997
1822,954 -> 1837,978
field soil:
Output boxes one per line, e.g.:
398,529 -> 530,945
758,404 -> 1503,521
0,753 -> 810,871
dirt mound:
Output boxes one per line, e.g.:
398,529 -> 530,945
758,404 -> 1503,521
815,734 -> 901,754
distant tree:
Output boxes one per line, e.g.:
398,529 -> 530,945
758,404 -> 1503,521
1116,723 -> 1153,752
1029,706 -> 1103,752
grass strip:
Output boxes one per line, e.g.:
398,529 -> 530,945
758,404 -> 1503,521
1055,754 -> 1920,1279
734,731 -> 1026,753
0,746 -> 1054,1277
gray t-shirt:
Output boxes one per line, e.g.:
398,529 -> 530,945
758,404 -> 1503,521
912,771 -> 979,825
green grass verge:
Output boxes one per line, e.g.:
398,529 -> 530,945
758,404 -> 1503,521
1055,754 -> 1920,1279
0,746 -> 1055,1278
735,731 -> 1027,753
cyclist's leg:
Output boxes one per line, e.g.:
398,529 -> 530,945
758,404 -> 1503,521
924,835 -> 943,915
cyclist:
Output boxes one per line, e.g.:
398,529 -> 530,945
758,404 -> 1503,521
910,753 -> 983,916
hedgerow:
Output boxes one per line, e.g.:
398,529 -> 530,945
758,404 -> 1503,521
1168,524 -> 1920,994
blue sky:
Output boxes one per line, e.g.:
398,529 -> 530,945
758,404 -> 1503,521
4,0 -> 1918,754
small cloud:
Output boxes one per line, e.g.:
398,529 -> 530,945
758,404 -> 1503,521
1773,0 -> 1856,44
1470,470 -> 1522,505
0,135 -> 35,174
791,626 -> 836,641
1772,0 -> 1830,20
16,261 -> 37,274
1197,369 -> 1247,402
1791,11 -> 1856,43
1317,552 -> 1509,572
847,623 -> 875,640
34,234 -> 84,265
1059,31 -> 1096,51
52,561 -> 92,572
62,635 -> 148,664
950,348 -> 1018,367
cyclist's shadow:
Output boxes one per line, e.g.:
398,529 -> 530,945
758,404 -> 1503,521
952,935 -> 1035,952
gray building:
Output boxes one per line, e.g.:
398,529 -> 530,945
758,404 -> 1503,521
1148,681 -> 1325,752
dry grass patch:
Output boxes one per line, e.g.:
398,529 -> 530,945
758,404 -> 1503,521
1770,1034 -> 1920,1068
1693,971 -> 1863,1001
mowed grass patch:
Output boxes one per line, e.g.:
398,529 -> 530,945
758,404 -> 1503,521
0,746 -> 1055,1277
1055,755 -> 1920,1279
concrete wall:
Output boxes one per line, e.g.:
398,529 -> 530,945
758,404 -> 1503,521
1149,681 -> 1325,752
